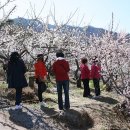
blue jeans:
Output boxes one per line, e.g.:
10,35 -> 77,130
56,80 -> 70,110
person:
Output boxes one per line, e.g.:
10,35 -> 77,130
52,50 -> 70,110
80,58 -> 91,97
91,58 -> 101,98
34,54 -> 47,107
7,52 -> 28,110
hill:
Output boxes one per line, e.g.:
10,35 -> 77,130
11,17 -> 114,37
3,17 -> 129,42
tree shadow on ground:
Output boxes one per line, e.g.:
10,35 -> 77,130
40,106 -> 68,130
41,106 -> 94,130
92,96 -> 119,105
8,109 -> 33,129
23,106 -> 57,130
40,106 -> 58,117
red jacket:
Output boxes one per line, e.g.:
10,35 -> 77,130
80,64 -> 90,79
91,63 -> 101,79
34,61 -> 47,79
52,59 -> 70,81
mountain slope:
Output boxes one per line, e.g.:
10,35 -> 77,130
9,17 -> 129,40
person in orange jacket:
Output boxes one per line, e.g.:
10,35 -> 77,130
34,54 -> 47,107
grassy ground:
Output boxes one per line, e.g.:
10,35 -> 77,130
0,81 -> 7,88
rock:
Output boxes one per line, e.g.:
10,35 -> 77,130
58,108 -> 94,128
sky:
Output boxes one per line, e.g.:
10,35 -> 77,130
1,0 -> 130,32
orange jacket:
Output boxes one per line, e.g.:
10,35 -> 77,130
34,61 -> 47,79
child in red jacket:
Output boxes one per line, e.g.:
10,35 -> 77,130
34,54 -> 47,107
80,58 -> 91,97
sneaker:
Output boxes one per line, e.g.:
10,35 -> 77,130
15,105 -> 22,110
39,101 -> 47,107
92,95 -> 101,99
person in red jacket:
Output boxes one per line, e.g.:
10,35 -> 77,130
34,54 -> 47,107
80,58 -> 91,97
52,50 -> 70,110
91,58 -> 101,97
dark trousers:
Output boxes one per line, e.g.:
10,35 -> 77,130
15,87 -> 22,105
37,82 -> 46,102
82,79 -> 90,97
93,78 -> 100,96
56,80 -> 70,110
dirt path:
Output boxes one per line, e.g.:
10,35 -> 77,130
0,87 -> 129,130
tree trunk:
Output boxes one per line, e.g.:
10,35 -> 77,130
77,78 -> 82,88
75,59 -> 82,88
101,75 -> 112,92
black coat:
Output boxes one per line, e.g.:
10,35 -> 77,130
7,59 -> 28,88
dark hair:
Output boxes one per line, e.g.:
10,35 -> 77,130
56,50 -> 64,58
37,54 -> 44,62
10,52 -> 20,63
37,54 -> 43,58
81,58 -> 88,64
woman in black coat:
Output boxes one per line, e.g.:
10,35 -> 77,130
7,52 -> 28,109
